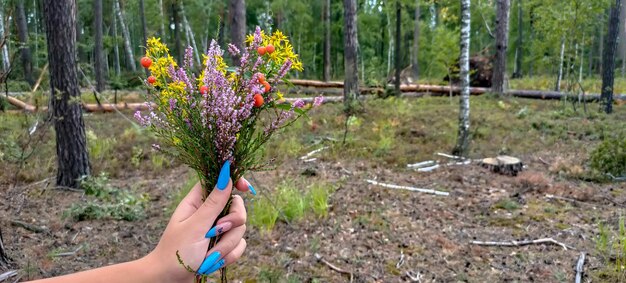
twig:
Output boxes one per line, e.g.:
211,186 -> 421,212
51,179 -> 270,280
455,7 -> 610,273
607,173 -> 626,182
314,253 -> 353,282
10,220 -> 48,234
299,146 -> 328,160
406,270 -> 423,282
470,237 -> 574,251
366,179 -> 449,196
51,245 -> 84,257
0,270 -> 18,281
396,250 -> 405,269
407,160 -> 436,168
538,157 -> 550,166
436,152 -> 465,160
575,252 -> 586,283
416,164 -> 440,172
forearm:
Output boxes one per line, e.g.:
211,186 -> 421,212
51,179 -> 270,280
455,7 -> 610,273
26,256 -> 164,283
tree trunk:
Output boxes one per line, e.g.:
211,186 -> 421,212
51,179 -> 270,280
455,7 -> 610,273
94,0 -> 105,92
180,2 -> 201,67
323,0 -> 331,81
0,4 -> 10,72
139,0 -> 149,76
0,227 -> 10,267
16,1 -> 34,86
43,0 -> 91,188
114,0 -> 136,72
453,0 -> 471,157
343,0 -> 359,114
394,1 -> 402,95
492,0 -> 510,96
111,1 -> 121,76
528,6 -> 534,77
159,0 -> 166,38
228,0 -> 246,63
172,2 -> 183,64
601,0 -> 622,114
411,0 -> 420,80
555,37 -> 565,91
512,0 -> 523,78
386,4 -> 394,76
600,20 -> 605,75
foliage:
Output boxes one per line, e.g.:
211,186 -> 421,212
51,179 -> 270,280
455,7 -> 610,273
590,135 -> 626,177
86,129 -> 116,161
64,173 -> 149,221
593,217 -> 626,281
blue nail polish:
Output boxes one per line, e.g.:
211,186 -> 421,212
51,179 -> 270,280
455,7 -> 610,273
203,259 -> 225,275
204,222 -> 232,238
216,161 -> 231,190
248,184 -> 257,195
197,251 -> 221,274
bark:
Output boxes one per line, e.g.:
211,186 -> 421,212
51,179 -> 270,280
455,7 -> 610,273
343,0 -> 359,114
43,0 -> 91,188
16,1 -> 34,86
453,0 -> 471,157
412,0 -> 420,80
228,0 -> 246,63
139,0 -> 149,76
600,19 -> 605,75
159,0 -> 166,38
323,0 -> 331,81
94,0 -> 105,92
601,0 -> 622,114
555,37 -> 565,92
394,1 -> 402,95
111,1 -> 121,76
512,0 -> 523,78
114,0 -> 136,72
492,0 -> 510,96
0,4 -> 10,72
180,2 -> 201,67
172,2 -> 183,64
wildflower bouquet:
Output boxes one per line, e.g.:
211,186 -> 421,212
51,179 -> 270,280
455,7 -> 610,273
135,27 -> 322,280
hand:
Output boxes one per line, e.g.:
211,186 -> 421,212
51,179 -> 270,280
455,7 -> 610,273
142,161 -> 252,282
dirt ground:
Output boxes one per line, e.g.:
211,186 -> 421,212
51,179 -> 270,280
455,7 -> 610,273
1,97 -> 625,282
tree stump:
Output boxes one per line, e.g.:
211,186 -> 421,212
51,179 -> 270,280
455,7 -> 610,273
480,155 -> 523,176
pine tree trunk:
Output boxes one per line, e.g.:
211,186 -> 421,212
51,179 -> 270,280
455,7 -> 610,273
172,3 -> 183,64
343,0 -> 359,114
0,5 -> 10,72
601,0 -> 622,114
453,0 -> 471,157
323,0 -> 331,81
228,0 -> 246,63
555,37 -> 565,91
394,1 -> 402,95
43,0 -> 91,188
94,0 -> 106,92
512,0 -> 523,78
600,21 -> 605,75
492,0 -> 510,96
411,0 -> 420,80
139,0 -> 149,76
159,0 -> 166,38
114,0 -> 136,72
16,1 -> 34,86
112,1 -> 121,76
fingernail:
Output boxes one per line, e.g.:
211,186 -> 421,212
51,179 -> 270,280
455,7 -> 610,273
204,259 -> 225,275
248,183 -> 257,195
197,251 -> 221,274
216,161 -> 231,190
205,222 -> 232,238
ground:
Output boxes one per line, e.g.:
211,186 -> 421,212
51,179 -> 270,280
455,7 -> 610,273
1,95 -> 625,282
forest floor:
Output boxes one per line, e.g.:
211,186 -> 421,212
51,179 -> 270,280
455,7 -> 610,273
1,95 -> 625,282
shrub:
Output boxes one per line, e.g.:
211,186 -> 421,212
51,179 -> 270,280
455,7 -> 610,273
590,135 -> 626,177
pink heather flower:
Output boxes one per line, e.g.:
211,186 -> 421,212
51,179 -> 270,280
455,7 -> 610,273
228,44 -> 241,56
313,96 -> 324,107
251,27 -> 263,49
276,60 -> 292,80
184,46 -> 194,69
169,98 -> 177,112
293,99 -> 305,109
134,110 -> 149,126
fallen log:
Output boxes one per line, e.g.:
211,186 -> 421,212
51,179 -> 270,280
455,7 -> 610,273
6,96 -> 36,111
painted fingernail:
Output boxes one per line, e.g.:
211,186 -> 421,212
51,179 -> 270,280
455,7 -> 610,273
216,161 -> 231,190
197,251 -> 221,274
248,183 -> 257,195
204,259 -> 225,275
205,222 -> 232,238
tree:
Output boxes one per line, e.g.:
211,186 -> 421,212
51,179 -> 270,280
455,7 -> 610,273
16,1 -> 34,86
172,2 -> 183,64
453,0 -> 471,157
111,1 -> 121,76
323,0 -> 331,81
228,0 -> 246,62
394,1 -> 402,95
114,0 -> 136,72
94,0 -> 105,92
512,0 -> 523,78
0,3 -> 10,72
492,0 -> 511,96
140,0 -> 149,76
43,0 -> 91,188
412,0 -> 420,80
601,0 -> 622,114
343,0 -> 359,114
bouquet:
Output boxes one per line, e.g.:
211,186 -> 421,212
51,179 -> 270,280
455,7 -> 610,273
135,27 -> 322,281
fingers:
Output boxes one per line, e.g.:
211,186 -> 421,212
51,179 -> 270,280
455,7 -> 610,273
220,239 -> 247,269
234,177 -> 257,195
170,182 -> 204,223
186,161 -> 233,226
197,224 -> 246,274
204,195 -> 246,238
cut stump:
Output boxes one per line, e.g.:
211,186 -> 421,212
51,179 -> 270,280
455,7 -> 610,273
479,155 -> 523,176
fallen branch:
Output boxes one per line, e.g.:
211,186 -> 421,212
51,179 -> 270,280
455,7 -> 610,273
396,250 -> 405,268
575,252 -> 586,283
10,219 -> 48,234
314,253 -> 353,282
0,270 -> 18,281
470,237 -> 574,250
416,164 -> 440,172
436,152 -> 465,160
300,146 -> 329,160
405,271 -> 423,282
51,245 -> 84,257
407,160 -> 436,169
365,179 -> 449,196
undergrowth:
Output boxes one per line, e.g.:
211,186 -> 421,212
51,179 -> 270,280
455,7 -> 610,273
593,217 -> 626,282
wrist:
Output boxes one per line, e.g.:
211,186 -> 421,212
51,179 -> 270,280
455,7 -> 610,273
133,253 -> 170,283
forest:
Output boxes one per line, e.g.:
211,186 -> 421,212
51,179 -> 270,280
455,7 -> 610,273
1,0 -> 626,282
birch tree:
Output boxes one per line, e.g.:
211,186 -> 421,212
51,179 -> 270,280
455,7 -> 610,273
114,0 -> 136,72
0,4 -> 10,72
453,0 -> 471,157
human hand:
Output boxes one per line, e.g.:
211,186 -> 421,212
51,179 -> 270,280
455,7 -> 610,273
141,161 -> 253,282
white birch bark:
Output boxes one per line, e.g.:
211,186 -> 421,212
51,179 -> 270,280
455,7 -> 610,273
180,2 -> 201,66
114,0 -> 136,72
112,1 -> 121,76
453,0 -> 471,157
555,37 -> 565,91
0,5 -> 10,71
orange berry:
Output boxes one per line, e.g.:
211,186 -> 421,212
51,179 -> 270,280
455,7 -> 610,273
263,81 -> 271,93
257,73 -> 266,84
266,44 -> 275,54
257,46 -> 267,56
200,85 -> 209,94
147,76 -> 156,84
253,94 -> 264,107
140,57 -> 152,68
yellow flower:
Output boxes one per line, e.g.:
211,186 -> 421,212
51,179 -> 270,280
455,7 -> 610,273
275,90 -> 284,101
